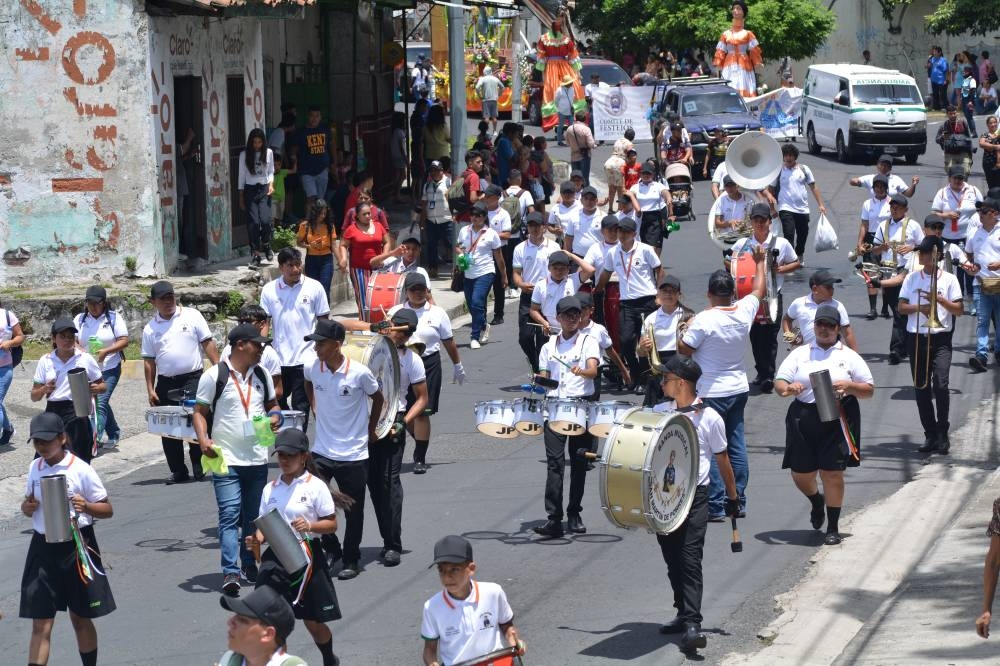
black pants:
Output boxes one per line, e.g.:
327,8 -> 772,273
620,295 -> 657,388
44,400 -> 94,464
543,421 -> 593,521
906,331 -> 952,438
749,295 -> 782,382
931,82 -> 948,110
279,365 -> 310,431
883,286 -> 907,357
643,350 -> 676,407
656,486 -> 708,624
779,210 -> 810,258
640,210 -> 665,250
518,293 -> 545,372
367,418 -> 405,552
491,252 -> 508,321
313,455 -> 368,564
154,371 -> 203,478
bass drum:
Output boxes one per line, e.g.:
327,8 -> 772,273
731,245 -> 778,323
598,407 -> 699,535
341,332 -> 400,440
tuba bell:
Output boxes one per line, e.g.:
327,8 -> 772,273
708,131 -> 783,251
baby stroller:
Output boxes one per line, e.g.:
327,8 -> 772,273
664,162 -> 694,221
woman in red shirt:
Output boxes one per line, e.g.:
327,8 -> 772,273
338,201 -> 392,319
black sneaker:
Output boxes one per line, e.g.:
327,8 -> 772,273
166,473 -> 191,485
760,379 -> 774,393
532,519 -> 564,538
265,250 -> 274,262
383,550 -> 401,567
567,514 -> 587,534
242,562 -> 258,584
880,309 -> 891,319
937,432 -> 951,455
824,532 -> 842,545
413,461 -> 428,474
337,562 -> 359,580
888,353 -> 900,365
810,494 -> 825,530
970,356 -> 988,372
222,573 -> 241,596
917,434 -> 939,453
490,317 -> 504,326
866,309 -> 878,320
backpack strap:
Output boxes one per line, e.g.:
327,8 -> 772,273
253,364 -> 274,404
218,650 -> 242,666
207,361 -> 230,438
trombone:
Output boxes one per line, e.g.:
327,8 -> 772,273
913,246 -> 946,389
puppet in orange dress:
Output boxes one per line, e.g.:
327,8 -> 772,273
535,18 -> 586,132
713,1 -> 763,98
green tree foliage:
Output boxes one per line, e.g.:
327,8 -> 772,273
575,0 -> 836,61
924,0 -> 1000,36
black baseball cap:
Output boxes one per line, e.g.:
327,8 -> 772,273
625,147 -> 638,155
708,269 -> 735,297
658,274 -> 681,290
809,269 -> 842,287
722,175 -> 735,186
431,534 -> 474,566
85,285 -> 107,302
877,154 -> 893,165
923,214 -> 946,229
639,163 -> 655,175
580,186 -> 598,198
28,412 -> 65,442
570,170 -> 584,180
917,236 -> 944,254
670,122 -> 684,131
618,218 -> 638,233
471,201 -> 488,215
548,250 -> 571,266
977,197 -> 1000,212
228,323 -> 271,345
663,354 -> 702,383
560,181 -> 576,194
601,214 -> 620,229
576,292 -> 594,308
404,272 -> 428,290
484,184 -> 503,197
391,308 -> 419,332
556,295 -> 582,314
220,586 -> 296,643
872,174 -> 889,186
150,281 -> 174,299
525,211 -> 545,226
749,203 -> 771,219
617,194 -> 633,204
814,304 -> 841,325
51,317 -> 77,335
889,193 -> 908,206
304,319 -> 346,343
272,428 -> 309,455
948,165 -> 967,179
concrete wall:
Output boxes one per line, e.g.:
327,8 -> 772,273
260,7 -> 321,127
0,0 -> 158,285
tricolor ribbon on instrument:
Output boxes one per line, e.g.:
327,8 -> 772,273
289,539 -> 315,607
89,397 -> 98,458
837,404 -> 860,462
71,519 -> 106,585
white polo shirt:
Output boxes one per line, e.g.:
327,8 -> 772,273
966,224 -> 1000,279
512,238 -> 559,287
712,162 -> 729,188
487,207 -> 512,246
195,363 -> 275,467
580,320 -> 613,351
774,164 -> 816,214
872,217 -> 924,264
388,302 -> 453,357
730,233 -> 798,291
396,346 -> 427,411
547,200 -> 581,231
857,173 -> 908,197
140,306 -> 213,377
899,267 -> 963,333
304,356 -> 379,461
682,295 -> 758,397
775,340 -> 873,404
652,400 -> 726,485
785,295 -> 850,346
258,471 -> 336,540
860,195 -> 891,234
260,276 -> 331,367
33,350 -> 102,401
932,184 -> 983,240
457,226 -> 502,280
566,208 -> 602,256
642,306 -> 686,352
382,257 -> 431,284
74,310 -> 128,371
25,453 -> 107,534
220,344 -> 282,378
714,192 -> 751,225
584,240 -> 618,279
603,242 -> 660,300
630,180 -> 668,212
421,581 -> 514,666
531,274 -> 582,327
538,331 -> 600,398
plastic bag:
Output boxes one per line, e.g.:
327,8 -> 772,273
813,213 -> 838,253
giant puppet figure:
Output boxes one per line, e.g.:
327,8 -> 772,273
535,15 -> 585,132
713,0 -> 763,98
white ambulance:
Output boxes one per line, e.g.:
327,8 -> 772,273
800,64 -> 927,164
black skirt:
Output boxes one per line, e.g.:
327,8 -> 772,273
782,396 -> 862,473
256,538 -> 342,622
20,526 -> 116,619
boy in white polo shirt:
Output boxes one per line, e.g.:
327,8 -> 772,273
421,535 -> 521,666
303,319 -> 384,582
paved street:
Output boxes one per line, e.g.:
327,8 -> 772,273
0,117 -> 998,664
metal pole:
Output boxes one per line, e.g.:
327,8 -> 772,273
402,11 -> 410,192
511,12 -> 522,123
447,5 -> 467,171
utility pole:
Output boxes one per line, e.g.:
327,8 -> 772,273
447,6 -> 467,169
511,12 -> 522,123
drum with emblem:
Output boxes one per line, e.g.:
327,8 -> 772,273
341,332 -> 400,440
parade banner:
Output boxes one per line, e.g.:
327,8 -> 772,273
592,87 -> 653,141
746,87 -> 802,139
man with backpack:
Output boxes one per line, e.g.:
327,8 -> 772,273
218,586 -> 305,666
192,324 -> 281,597
504,169 -> 535,298
447,150 -> 484,225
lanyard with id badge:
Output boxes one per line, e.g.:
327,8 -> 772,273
232,372 -> 274,447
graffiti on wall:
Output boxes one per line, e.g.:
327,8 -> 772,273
151,56 -> 178,257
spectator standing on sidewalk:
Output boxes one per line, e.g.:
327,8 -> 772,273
475,66 -> 503,139
73,286 -> 128,450
555,76 -> 576,146
976,495 -> 1000,638
0,299 -> 25,446
927,46 -> 950,111
296,199 -> 338,299
294,107 -> 336,212
565,111 -> 596,186
419,161 -> 452,278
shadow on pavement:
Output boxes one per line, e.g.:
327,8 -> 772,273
754,529 -> 826,547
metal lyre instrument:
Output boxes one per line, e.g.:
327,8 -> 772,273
854,261 -> 896,283
848,242 -> 873,262
913,246 -> 946,389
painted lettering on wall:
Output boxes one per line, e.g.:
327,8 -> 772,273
151,57 -> 177,251
203,59 -> 226,246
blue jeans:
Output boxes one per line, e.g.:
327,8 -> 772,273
976,293 -> 1000,360
556,114 -> 573,143
703,392 -> 749,517
95,365 -> 121,442
463,273 -> 494,341
212,464 -> 269,574
304,253 -> 334,298
0,364 -> 12,436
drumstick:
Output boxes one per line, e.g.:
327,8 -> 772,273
576,448 -> 599,461
730,516 -> 743,553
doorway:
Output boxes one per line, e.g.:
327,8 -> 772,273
174,76 -> 207,260
228,76 -> 248,249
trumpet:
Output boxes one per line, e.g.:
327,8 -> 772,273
848,243 -> 873,262
913,246 -> 946,389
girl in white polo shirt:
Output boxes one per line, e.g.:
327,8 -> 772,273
73,285 -> 129,449
247,429 -> 342,666
457,202 -> 506,348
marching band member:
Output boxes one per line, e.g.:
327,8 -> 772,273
858,174 -> 892,320
595,217 -> 663,394
678,246 -> 765,520
583,215 -> 622,330
547,181 -> 582,235
533,296 -> 601,538
783,270 -> 858,351
652,355 -> 738,652
303,320 -> 385,581
220,304 -> 284,402
932,165 -> 983,300
918,215 -> 970,270
73,285 -> 128,450
370,233 -> 431,283
577,292 -> 631,398
31,318 -> 106,464
388,273 -> 464,474
616,193 -> 640,224
965,198 -> 1000,372
246,429 -> 342,666
20,413 -> 115,666
513,213 -> 560,373
529,250 -> 595,334
871,194 -> 924,365
638,275 -> 693,405
898,237 -> 963,454
774,304 -> 875,545
712,176 -> 753,234
724,203 -> 800,393
629,163 -> 672,253
849,154 -> 918,198
563,186 -> 603,258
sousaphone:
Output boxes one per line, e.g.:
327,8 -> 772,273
707,131 -> 783,251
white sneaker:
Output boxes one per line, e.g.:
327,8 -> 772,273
470,339 -> 481,349
480,324 -> 491,344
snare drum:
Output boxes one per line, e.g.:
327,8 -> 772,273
365,272 -> 406,323
145,406 -> 196,441
587,400 -> 635,438
512,397 -> 545,435
474,400 -> 517,438
599,407 -> 699,534
545,398 -> 589,435
278,410 -> 306,431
